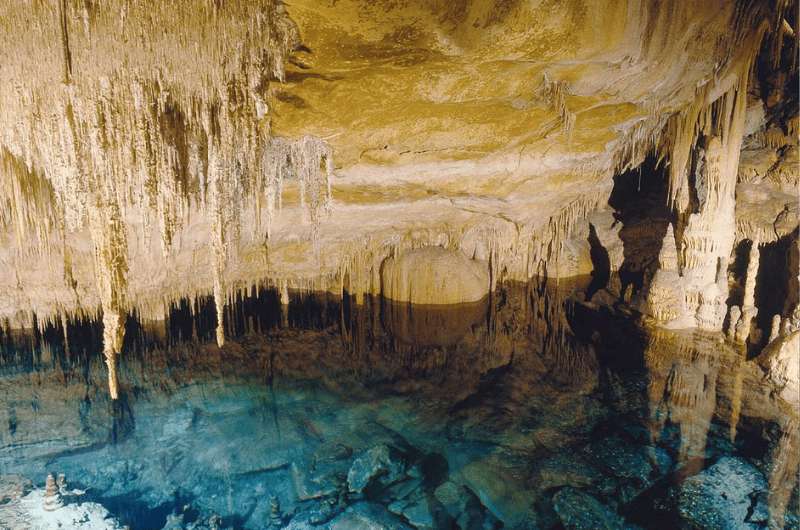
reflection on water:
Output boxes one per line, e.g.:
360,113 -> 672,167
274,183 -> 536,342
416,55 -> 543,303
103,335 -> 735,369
0,279 -> 797,529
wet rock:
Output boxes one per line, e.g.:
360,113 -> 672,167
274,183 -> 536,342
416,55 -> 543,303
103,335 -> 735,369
382,476 -> 422,503
536,454 -> 606,492
584,436 -> 670,481
676,457 -> 768,530
283,511 -> 318,530
552,487 -> 625,530
161,512 -> 186,530
312,442 -> 353,466
347,445 -> 406,493
0,474 -> 32,504
583,436 -> 671,503
291,463 -> 341,500
328,502 -> 414,530
388,493 -> 438,529
460,457 -> 538,527
434,480 -> 502,529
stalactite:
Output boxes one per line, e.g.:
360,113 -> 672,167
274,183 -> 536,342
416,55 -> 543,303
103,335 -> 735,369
0,150 -> 58,255
0,1 -> 338,362
541,73 -> 576,141
639,53 -> 760,333
58,0 -> 73,84
89,191 -> 128,399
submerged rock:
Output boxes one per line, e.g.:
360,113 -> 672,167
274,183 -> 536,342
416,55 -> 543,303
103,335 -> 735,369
676,457 -> 768,530
583,436 -> 672,504
388,494 -> 439,529
328,502 -> 414,530
552,487 -> 625,530
347,445 -> 407,493
434,480 -> 502,529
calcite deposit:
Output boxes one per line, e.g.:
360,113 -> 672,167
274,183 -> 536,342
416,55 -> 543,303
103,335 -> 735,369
0,0 -> 796,416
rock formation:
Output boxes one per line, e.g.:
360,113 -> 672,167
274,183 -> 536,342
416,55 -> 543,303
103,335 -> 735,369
759,331 -> 800,406
381,247 -> 489,305
0,0 -> 796,400
735,238 -> 761,343
42,474 -> 63,512
640,224 -> 687,326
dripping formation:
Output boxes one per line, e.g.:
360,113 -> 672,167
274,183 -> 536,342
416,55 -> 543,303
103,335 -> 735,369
0,0 -> 796,402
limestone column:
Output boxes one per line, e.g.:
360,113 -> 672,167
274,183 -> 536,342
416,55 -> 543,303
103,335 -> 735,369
735,238 -> 760,343
680,136 -> 736,331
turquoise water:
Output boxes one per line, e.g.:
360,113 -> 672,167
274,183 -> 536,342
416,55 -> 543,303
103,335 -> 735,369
0,285 -> 797,529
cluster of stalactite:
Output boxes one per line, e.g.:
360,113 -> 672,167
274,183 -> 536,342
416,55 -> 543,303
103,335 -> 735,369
0,0 -> 336,394
0,0 -> 797,400
540,73 -> 576,141
634,1 -> 798,339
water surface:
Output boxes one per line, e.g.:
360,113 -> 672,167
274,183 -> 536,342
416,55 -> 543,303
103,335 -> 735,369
1,282 -> 797,529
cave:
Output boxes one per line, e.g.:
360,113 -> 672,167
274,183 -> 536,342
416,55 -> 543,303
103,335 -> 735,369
0,1 -> 798,529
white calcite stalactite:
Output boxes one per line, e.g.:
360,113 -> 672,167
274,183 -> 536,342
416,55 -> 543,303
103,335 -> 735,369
735,238 -> 760,343
644,58 -> 755,333
0,0 -> 334,349
90,193 -> 128,400
541,73 -> 575,140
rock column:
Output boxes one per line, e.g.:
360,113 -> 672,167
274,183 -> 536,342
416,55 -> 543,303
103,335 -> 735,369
735,238 -> 760,343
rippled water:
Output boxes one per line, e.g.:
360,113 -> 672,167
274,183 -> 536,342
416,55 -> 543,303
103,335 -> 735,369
0,281 -> 797,529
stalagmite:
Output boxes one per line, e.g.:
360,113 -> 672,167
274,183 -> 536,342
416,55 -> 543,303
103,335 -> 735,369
641,224 -> 688,325
727,306 -> 742,340
735,238 -> 760,343
639,38 -> 766,334
769,314 -> 783,343
280,279 -> 290,327
43,474 -> 63,511
268,496 -> 284,529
